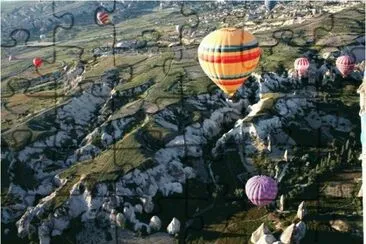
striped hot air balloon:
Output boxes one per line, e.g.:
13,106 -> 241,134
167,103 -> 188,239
198,28 -> 261,98
97,11 -> 110,25
294,57 -> 310,77
245,175 -> 278,206
336,55 -> 355,77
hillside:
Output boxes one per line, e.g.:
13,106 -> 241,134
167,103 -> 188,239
1,1 -> 365,243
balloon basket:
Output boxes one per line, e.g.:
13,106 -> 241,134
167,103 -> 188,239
225,98 -> 233,103
225,93 -> 237,103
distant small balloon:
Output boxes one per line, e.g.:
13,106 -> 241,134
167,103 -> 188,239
294,57 -> 310,77
97,11 -> 110,25
336,55 -> 355,77
33,57 -> 43,68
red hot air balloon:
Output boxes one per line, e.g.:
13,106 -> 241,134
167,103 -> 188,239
294,57 -> 310,77
97,11 -> 110,25
33,57 -> 43,68
336,55 -> 355,77
245,175 -> 278,206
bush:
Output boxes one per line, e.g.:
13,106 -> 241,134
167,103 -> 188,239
234,188 -> 244,199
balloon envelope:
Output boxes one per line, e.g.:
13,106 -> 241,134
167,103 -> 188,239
245,175 -> 278,206
33,57 -> 43,68
97,11 -> 110,25
336,55 -> 355,77
294,57 -> 310,77
198,28 -> 261,97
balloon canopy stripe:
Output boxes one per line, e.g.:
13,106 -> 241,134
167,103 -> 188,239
216,78 -> 248,86
198,49 -> 261,64
97,12 -> 109,24
207,71 -> 252,81
198,41 -> 258,53
199,58 -> 259,77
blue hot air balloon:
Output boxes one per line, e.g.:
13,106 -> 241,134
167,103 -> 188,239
264,0 -> 277,11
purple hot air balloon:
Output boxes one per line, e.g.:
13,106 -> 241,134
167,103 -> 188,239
336,55 -> 355,77
245,175 -> 278,206
294,57 -> 310,77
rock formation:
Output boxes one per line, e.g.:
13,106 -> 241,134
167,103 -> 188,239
251,223 -> 271,244
167,217 -> 180,235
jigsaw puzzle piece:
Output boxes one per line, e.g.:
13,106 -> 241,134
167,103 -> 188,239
6,128 -> 34,149
1,28 -> 31,48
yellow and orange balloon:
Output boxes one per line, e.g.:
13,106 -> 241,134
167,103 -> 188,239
198,28 -> 261,97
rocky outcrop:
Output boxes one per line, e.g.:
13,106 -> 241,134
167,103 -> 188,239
212,71 -> 354,162
149,216 -> 161,231
256,234 -> 277,244
251,223 -> 271,243
280,223 -> 295,244
167,217 -> 180,235
296,201 -> 307,220
329,219 -> 350,232
4,70 -> 120,225
11,89 -> 248,239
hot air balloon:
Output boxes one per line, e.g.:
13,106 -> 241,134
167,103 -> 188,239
40,34 -> 46,40
97,11 -> 110,25
336,55 -> 355,77
33,57 -> 43,68
264,0 -> 277,11
198,28 -> 261,98
294,57 -> 310,77
245,175 -> 278,206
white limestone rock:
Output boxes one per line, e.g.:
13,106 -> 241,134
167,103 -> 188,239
256,234 -> 277,244
184,167 -> 196,179
251,223 -> 271,244
160,182 -> 183,196
296,201 -> 307,220
280,223 -> 295,244
140,197 -> 154,213
116,213 -> 125,227
123,205 -> 136,223
167,217 -> 180,235
149,216 -> 162,231
109,209 -> 117,224
134,204 -> 143,214
279,195 -> 285,212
